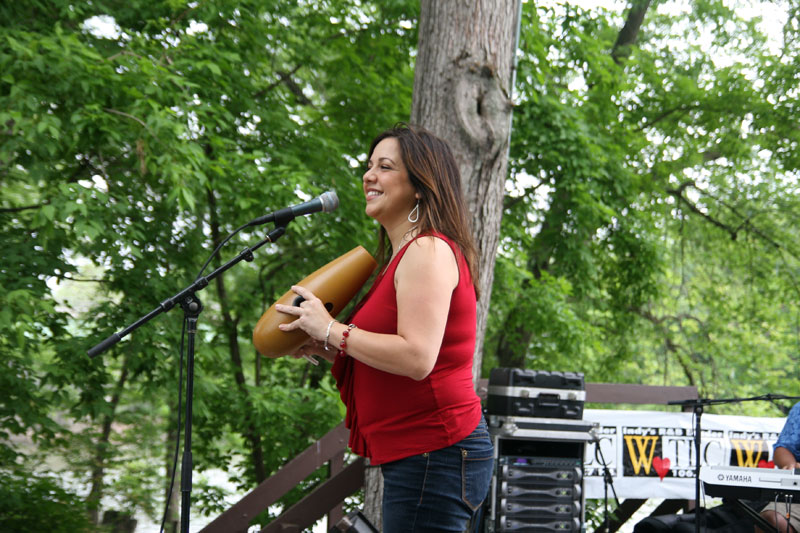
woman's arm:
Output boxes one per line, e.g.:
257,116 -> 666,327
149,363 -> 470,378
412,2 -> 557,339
773,446 -> 800,470
276,236 -> 459,380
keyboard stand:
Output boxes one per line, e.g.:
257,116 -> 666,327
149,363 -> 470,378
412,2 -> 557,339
729,499 -> 778,533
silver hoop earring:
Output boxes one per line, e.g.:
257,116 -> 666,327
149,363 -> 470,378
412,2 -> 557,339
407,200 -> 420,223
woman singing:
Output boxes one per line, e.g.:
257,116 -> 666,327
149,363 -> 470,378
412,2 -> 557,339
276,124 -> 493,532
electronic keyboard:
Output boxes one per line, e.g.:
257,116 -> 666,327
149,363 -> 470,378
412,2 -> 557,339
700,465 -> 800,501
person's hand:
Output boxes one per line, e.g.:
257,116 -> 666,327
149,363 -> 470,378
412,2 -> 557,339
275,285 -> 334,341
773,447 -> 799,470
289,338 -> 337,364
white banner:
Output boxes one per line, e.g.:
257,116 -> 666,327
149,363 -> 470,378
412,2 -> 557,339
582,409 -> 785,499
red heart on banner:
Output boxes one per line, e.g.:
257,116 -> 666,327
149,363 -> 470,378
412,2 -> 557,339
653,456 -> 670,480
758,460 -> 775,469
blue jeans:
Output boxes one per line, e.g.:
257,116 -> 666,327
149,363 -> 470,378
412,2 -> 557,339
381,417 -> 494,533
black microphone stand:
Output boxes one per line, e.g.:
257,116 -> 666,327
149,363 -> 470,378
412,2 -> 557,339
593,430 -> 620,533
668,394 -> 800,533
87,225 -> 287,533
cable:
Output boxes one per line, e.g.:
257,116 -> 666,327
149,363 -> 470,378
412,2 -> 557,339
195,221 -> 250,281
785,494 -> 792,533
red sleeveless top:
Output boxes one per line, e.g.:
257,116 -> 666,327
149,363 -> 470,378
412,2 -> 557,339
330,233 -> 482,465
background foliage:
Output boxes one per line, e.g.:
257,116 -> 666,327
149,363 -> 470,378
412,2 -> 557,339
1,0 -> 798,530
486,0 -> 800,410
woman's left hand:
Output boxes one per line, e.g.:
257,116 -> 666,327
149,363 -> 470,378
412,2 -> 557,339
275,285 -> 334,341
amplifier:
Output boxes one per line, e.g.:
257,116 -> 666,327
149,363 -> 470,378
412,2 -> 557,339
498,464 -> 581,486
498,516 -> 581,532
497,500 -> 581,519
487,369 -> 585,419
499,481 -> 581,502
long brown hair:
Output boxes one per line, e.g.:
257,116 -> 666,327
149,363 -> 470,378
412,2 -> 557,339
368,123 -> 480,297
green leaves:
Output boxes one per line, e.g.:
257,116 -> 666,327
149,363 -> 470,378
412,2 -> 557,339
0,470 -> 93,533
1,0 -> 418,524
489,0 -> 800,409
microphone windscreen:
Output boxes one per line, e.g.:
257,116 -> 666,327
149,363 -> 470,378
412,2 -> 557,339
253,246 -> 377,358
320,190 -> 339,213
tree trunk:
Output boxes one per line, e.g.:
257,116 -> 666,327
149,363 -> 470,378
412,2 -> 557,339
611,0 -> 652,63
207,188 -> 268,482
361,462 -> 383,531
410,0 -> 521,384
164,413 -> 180,533
87,357 -> 129,524
363,0 -> 522,521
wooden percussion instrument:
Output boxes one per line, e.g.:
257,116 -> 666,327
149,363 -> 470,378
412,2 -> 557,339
253,246 -> 377,358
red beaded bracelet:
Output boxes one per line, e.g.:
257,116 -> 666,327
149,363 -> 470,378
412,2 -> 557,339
338,323 -> 357,356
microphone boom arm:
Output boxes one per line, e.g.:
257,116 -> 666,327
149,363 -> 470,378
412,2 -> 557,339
87,226 -> 286,358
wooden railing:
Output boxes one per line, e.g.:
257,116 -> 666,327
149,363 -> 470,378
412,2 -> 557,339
200,381 -> 698,533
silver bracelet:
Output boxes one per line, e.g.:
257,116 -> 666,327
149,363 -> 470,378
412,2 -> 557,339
324,320 -> 336,350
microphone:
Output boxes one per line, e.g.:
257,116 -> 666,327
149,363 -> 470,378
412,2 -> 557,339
248,190 -> 339,227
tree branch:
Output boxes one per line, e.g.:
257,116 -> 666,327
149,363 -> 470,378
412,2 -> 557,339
253,23 -> 388,102
714,193 -> 799,259
0,202 -> 49,214
635,307 -> 702,387
255,65 -> 307,103
668,180 -> 800,262
170,0 -> 205,28
635,104 -> 699,132
666,180 -> 739,238
103,108 -> 158,138
276,69 -> 313,106
105,50 -> 148,63
611,0 -> 652,64
49,272 -> 107,283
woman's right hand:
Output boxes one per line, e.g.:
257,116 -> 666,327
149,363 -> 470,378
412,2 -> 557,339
289,338 -> 337,364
